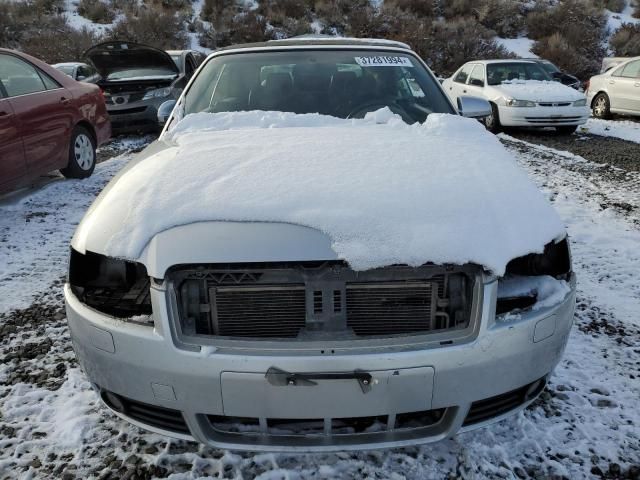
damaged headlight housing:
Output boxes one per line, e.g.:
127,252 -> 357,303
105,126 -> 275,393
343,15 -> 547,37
68,249 -> 153,322
505,98 -> 536,107
496,238 -> 572,315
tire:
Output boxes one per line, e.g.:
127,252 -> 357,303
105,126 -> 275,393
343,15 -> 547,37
556,125 -> 578,135
61,126 -> 96,179
592,93 -> 611,119
484,103 -> 502,133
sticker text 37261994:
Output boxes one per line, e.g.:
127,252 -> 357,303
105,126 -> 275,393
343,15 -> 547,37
354,56 -> 414,68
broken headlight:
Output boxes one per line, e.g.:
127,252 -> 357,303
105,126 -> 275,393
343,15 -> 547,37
68,249 -> 153,321
497,238 -> 572,315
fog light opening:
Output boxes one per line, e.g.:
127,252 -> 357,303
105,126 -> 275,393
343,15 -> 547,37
103,391 -> 126,413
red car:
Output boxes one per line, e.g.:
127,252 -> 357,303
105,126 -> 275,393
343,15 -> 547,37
0,48 -> 111,194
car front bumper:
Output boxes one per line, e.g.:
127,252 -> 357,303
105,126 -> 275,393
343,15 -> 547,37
498,105 -> 589,127
65,274 -> 576,452
106,97 -> 168,133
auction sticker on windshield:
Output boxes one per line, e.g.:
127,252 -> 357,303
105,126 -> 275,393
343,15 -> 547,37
355,56 -> 413,67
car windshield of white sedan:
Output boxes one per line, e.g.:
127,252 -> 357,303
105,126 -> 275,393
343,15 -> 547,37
487,62 -> 552,86
184,50 -> 454,123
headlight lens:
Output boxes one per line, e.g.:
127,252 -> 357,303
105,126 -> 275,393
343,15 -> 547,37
68,249 -> 153,321
505,98 -> 536,107
142,87 -> 172,101
573,98 -> 587,106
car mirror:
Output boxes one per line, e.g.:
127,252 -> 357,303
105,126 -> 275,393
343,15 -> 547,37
552,71 -> 562,78
158,100 -> 177,126
77,75 -> 86,81
457,96 -> 491,118
469,78 -> 484,87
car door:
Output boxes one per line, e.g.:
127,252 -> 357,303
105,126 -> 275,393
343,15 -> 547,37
465,64 -> 486,98
0,79 -> 26,192
609,60 -> 640,113
446,64 -> 474,103
1,53 -> 75,174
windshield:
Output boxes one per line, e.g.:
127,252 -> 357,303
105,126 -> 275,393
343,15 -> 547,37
183,49 -> 454,124
538,61 -> 559,74
106,68 -> 177,81
487,62 -> 552,85
55,65 -> 75,76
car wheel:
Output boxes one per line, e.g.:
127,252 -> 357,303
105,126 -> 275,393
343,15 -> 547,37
61,126 -> 96,179
592,93 -> 611,119
484,103 -> 502,133
556,125 -> 578,135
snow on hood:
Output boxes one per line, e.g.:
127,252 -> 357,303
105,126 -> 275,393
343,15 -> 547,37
496,80 -> 585,103
87,110 -> 565,275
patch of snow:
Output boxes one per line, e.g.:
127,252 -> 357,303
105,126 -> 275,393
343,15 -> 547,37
606,1 -> 639,34
495,37 -> 537,58
497,80 -> 585,102
498,275 -> 572,310
81,110 -> 566,275
310,20 -> 323,34
579,118 -> 640,143
62,0 -> 121,35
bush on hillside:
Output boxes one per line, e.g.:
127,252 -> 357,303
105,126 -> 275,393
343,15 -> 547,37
610,23 -> 640,55
593,0 -> 626,13
107,7 -> 188,49
384,0 -> 435,17
78,0 -> 116,24
476,0 -> 526,38
22,25 -> 101,63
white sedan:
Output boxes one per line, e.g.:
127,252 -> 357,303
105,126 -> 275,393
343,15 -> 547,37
443,60 -> 589,134
587,56 -> 640,119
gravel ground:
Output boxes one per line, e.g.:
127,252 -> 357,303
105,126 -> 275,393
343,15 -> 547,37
0,128 -> 639,479
508,129 -> 640,172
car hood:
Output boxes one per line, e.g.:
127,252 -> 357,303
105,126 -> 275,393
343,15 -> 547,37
72,110 -> 566,276
83,41 -> 179,80
491,80 -> 585,102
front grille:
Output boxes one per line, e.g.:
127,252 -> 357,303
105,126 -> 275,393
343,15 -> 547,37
346,282 -> 437,336
462,377 -> 546,426
108,106 -> 148,115
170,262 -> 476,341
538,102 -> 571,107
212,285 -> 306,337
101,391 -> 190,435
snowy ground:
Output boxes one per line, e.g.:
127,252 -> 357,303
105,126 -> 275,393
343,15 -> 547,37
0,124 -> 639,479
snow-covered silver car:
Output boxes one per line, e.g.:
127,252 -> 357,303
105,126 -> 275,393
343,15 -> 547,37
65,39 -> 576,452
587,56 -> 640,119
443,60 -> 589,134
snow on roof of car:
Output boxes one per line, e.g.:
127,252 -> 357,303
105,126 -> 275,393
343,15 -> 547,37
90,109 -> 565,274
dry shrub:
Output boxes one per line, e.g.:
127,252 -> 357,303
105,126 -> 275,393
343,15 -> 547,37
442,0 -> 475,18
610,23 -> 640,56
593,0 -> 626,13
78,0 -> 116,23
259,0 -> 311,20
532,32 -> 602,79
107,6 -> 188,49
384,0 -> 436,17
22,25 -> 102,63
476,0 -> 525,38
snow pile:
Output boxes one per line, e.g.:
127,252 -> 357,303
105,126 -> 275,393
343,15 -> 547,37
498,275 -> 572,310
83,110 -> 566,275
495,37 -> 537,58
580,118 -> 640,144
498,80 -> 585,102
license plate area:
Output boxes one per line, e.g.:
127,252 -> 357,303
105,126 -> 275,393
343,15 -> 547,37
221,366 -> 434,419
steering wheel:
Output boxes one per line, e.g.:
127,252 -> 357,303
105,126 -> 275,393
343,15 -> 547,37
346,101 -> 413,123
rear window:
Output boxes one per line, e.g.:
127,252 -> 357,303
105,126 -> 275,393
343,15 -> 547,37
183,49 -> 454,124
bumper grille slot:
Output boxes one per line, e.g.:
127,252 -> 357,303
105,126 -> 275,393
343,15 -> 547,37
463,377 -> 546,426
346,282 -> 437,336
207,408 -> 445,436
101,391 -> 190,435
211,285 -> 306,338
